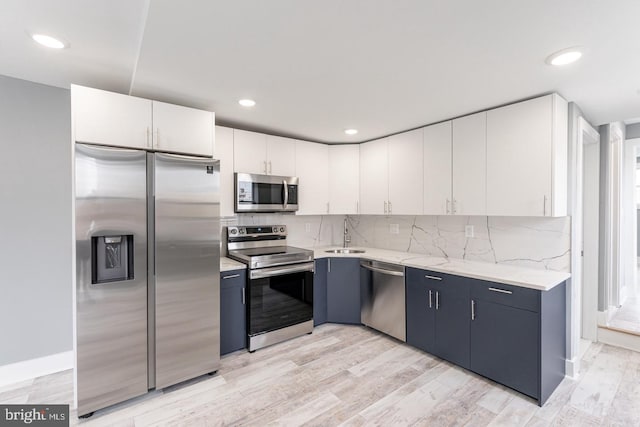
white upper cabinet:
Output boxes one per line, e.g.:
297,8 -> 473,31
72,85 -> 152,150
232,130 -> 296,176
328,144 -> 360,214
214,126 -> 235,217
266,135 -> 296,176
388,129 -> 423,215
152,100 -> 214,157
486,94 -> 568,217
359,138 -> 389,215
72,85 -> 215,157
295,140 -> 329,215
452,112 -> 486,215
423,121 -> 452,215
233,130 -> 267,174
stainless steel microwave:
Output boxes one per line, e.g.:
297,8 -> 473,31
234,173 -> 299,213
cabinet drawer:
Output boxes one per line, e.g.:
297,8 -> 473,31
407,268 -> 462,288
221,269 -> 246,289
470,280 -> 539,313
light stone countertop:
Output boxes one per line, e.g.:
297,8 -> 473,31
311,246 -> 570,291
220,256 -> 246,272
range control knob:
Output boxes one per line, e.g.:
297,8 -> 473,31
280,227 -> 285,232
229,228 -> 237,235
272,226 -> 278,233
239,229 -> 245,234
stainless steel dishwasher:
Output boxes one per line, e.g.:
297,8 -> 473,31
360,260 -> 406,342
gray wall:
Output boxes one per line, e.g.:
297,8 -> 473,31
0,75 -> 72,365
626,123 -> 640,140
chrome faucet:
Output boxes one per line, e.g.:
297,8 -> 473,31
343,217 -> 351,248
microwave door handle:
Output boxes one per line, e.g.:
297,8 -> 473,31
283,179 -> 288,210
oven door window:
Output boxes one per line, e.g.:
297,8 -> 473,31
248,270 -> 313,335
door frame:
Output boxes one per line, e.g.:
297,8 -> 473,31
577,118 -> 600,342
568,116 -> 599,378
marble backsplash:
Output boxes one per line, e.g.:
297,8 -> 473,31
222,214 -> 571,272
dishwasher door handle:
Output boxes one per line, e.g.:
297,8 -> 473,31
361,263 -> 404,277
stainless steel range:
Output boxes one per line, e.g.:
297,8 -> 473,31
226,225 -> 314,351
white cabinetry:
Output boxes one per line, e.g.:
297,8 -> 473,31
423,115 -> 487,216
214,126 -> 235,217
486,94 -> 568,216
232,130 -> 296,176
266,136 -> 296,176
423,122 -> 452,215
152,100 -> 214,157
360,130 -> 423,215
452,112 -> 486,215
295,140 -> 329,215
328,145 -> 360,214
359,138 -> 389,215
233,130 -> 267,174
72,85 -> 152,150
72,85 -> 214,157
388,129 -> 423,215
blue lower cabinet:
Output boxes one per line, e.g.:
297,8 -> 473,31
470,280 -> 566,405
326,258 -> 361,324
407,267 -> 566,406
406,269 -> 435,353
314,259 -> 328,326
470,299 -> 539,398
220,269 -> 246,355
405,268 -> 469,369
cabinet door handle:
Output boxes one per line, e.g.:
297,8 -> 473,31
146,127 -> 150,146
471,299 -> 475,320
435,291 -> 440,310
384,201 -> 388,214
269,161 -> 272,174
356,201 -> 359,214
263,161 -> 267,174
446,198 -> 451,214
388,201 -> 392,214
452,199 -> 457,214
328,258 -> 331,273
222,274 -> 240,280
428,290 -> 433,308
543,195 -> 547,216
488,287 -> 513,295
241,287 -> 245,305
424,275 -> 442,281
327,202 -> 330,214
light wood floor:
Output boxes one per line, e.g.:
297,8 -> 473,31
2,324 -> 640,426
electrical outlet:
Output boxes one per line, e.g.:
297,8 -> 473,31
390,224 -> 400,234
465,225 -> 474,238
305,223 -> 311,233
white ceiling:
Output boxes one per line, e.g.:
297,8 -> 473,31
1,0 -> 639,143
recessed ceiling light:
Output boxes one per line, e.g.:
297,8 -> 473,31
344,129 -> 358,135
238,99 -> 256,107
31,33 -> 67,49
546,47 -> 583,66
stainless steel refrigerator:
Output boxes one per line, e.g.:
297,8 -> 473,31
74,143 -> 220,417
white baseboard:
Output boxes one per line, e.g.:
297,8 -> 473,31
565,357 -> 580,379
0,351 -> 73,388
598,327 -> 640,353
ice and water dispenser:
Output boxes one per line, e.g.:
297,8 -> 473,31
91,235 -> 134,284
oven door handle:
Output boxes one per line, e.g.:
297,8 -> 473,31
250,262 -> 314,280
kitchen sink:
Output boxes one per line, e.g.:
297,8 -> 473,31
324,248 -> 366,254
